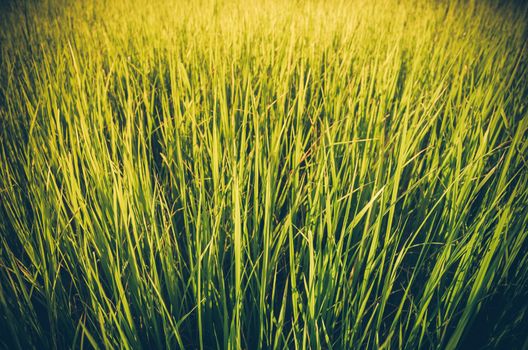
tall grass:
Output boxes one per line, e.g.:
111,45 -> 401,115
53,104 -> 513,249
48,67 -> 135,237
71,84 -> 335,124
1,0 -> 527,348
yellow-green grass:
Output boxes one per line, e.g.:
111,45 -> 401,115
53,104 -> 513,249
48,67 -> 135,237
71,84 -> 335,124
0,0 -> 527,348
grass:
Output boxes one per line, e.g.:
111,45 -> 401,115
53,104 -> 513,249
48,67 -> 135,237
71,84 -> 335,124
0,0 -> 527,348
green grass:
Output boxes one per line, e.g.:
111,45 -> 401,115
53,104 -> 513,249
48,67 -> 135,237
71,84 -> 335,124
1,0 -> 527,348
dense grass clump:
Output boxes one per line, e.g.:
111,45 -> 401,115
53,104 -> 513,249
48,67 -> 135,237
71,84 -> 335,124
1,0 -> 527,348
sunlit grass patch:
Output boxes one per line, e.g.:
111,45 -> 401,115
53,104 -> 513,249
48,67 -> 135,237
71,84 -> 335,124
0,0 -> 527,348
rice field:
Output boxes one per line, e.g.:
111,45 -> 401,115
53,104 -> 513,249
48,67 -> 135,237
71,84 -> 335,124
0,0 -> 527,348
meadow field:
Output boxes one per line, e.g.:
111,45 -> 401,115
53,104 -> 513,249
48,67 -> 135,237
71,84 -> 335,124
1,0 -> 527,348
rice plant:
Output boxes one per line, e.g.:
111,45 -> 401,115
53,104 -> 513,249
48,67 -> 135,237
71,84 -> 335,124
0,0 -> 527,348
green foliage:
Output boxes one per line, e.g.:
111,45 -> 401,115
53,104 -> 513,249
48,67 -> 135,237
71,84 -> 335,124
1,0 -> 527,348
